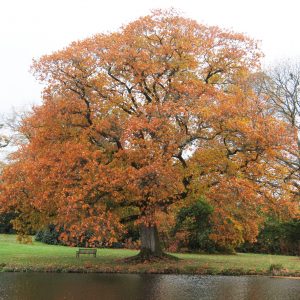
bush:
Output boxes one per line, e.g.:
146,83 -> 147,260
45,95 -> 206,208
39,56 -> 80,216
239,219 -> 300,256
0,212 -> 17,234
171,198 -> 218,252
35,224 -> 60,245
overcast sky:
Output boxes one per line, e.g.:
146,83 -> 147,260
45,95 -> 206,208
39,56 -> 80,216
1,0 -> 300,115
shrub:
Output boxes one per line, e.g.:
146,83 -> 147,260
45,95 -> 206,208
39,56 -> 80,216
0,212 -> 17,234
239,219 -> 300,256
35,224 -> 60,245
171,198 -> 218,252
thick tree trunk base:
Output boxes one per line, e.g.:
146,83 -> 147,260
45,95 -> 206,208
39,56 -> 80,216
123,224 -> 179,263
123,249 -> 178,263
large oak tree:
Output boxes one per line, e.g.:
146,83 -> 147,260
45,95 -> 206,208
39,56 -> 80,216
0,10 -> 296,259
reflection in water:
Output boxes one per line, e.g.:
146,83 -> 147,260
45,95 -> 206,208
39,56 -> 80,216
0,273 -> 299,300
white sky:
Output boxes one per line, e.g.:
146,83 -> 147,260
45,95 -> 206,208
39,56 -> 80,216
1,0 -> 300,115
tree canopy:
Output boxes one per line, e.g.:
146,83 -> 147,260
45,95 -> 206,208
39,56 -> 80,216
0,10 -> 297,258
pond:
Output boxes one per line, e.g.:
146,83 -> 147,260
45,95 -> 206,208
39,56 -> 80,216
0,273 -> 299,300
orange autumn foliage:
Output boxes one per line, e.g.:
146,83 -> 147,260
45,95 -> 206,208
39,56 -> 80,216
0,10 -> 297,248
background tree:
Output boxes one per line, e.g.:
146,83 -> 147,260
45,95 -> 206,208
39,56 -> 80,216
0,10 -> 296,260
0,116 -> 14,235
0,122 -> 10,150
0,109 -> 28,161
260,61 -> 300,199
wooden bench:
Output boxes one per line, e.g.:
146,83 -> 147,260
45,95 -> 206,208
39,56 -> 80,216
76,248 -> 97,258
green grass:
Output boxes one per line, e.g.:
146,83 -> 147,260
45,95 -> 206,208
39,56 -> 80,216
0,234 -> 299,276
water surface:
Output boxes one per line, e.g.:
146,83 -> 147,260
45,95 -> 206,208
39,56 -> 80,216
0,273 -> 299,300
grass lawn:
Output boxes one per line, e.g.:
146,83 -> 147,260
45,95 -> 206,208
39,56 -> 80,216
0,234 -> 299,276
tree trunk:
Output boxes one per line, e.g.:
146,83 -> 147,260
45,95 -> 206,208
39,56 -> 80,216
139,223 -> 163,259
124,223 -> 178,262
